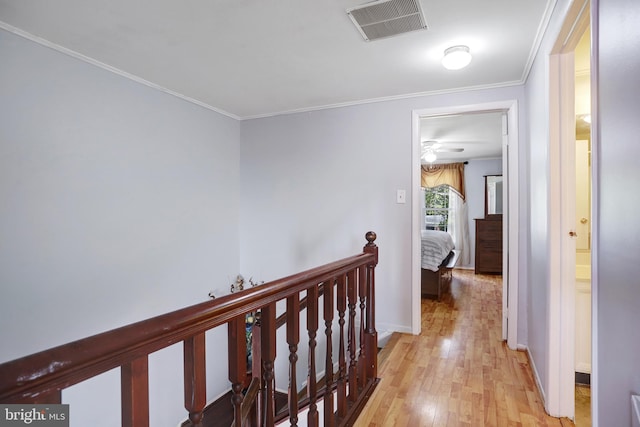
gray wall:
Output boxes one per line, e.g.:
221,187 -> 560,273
525,36 -> 553,409
0,29 -> 241,426
524,0 -> 571,404
239,87 -> 527,338
595,0 -> 640,424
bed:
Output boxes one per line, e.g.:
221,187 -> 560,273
421,230 -> 459,300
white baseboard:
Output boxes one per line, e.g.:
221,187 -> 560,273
521,345 -> 547,408
575,362 -> 591,374
377,331 -> 393,348
632,395 -> 640,427
376,322 -> 412,335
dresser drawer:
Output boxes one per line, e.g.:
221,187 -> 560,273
477,238 -> 502,251
476,252 -> 503,272
476,219 -> 502,235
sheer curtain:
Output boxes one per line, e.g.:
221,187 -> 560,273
422,162 -> 470,264
448,187 -> 470,266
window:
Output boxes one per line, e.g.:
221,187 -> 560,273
424,184 -> 452,232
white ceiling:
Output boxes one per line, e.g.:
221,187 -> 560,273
0,0 -> 553,120
420,111 -> 504,163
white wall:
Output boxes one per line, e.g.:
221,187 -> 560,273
239,86 -> 526,338
0,29 -> 241,426
463,159 -> 503,270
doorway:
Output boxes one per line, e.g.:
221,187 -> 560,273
547,0 -> 593,422
574,26 -> 592,427
410,100 -> 519,349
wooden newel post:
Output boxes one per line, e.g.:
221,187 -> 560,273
363,231 -> 378,380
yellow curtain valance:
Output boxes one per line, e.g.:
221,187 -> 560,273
421,162 -> 466,201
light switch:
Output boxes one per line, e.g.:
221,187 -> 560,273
396,189 -> 406,204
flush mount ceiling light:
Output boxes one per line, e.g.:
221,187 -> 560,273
442,45 -> 472,70
423,149 -> 437,163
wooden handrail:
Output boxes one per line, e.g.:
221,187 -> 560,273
275,283 -> 325,329
0,231 -> 379,427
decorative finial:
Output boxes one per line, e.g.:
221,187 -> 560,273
365,231 -> 377,245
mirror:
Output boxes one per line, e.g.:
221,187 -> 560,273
485,175 -> 503,217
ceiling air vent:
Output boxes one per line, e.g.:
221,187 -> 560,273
347,0 -> 428,41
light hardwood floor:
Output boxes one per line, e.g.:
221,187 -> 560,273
574,385 -> 591,427
355,269 -> 576,427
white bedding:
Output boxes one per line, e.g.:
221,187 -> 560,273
421,230 -> 455,272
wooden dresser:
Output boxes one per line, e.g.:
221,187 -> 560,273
474,218 -> 503,274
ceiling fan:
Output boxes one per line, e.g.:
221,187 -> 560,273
421,140 -> 464,163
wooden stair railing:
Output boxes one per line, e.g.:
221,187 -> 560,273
0,232 -> 379,427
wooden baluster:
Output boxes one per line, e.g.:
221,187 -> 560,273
358,265 -> 367,388
184,333 -> 206,427
323,279 -> 336,427
261,302 -> 277,426
364,231 -> 379,381
336,274 -> 348,418
306,285 -> 319,427
228,316 -> 246,427
251,314 -> 263,378
347,269 -> 358,402
251,315 -> 263,427
287,293 -> 300,426
122,355 -> 149,427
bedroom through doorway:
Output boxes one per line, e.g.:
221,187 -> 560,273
411,101 -> 519,349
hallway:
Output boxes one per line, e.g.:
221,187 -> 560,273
355,270 -> 575,426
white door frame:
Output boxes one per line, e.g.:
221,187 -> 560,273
411,100 -> 519,350
547,49 -> 577,418
547,0 -> 591,419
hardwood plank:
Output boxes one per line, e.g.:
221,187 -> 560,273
574,385 -> 591,426
354,270 -> 575,427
